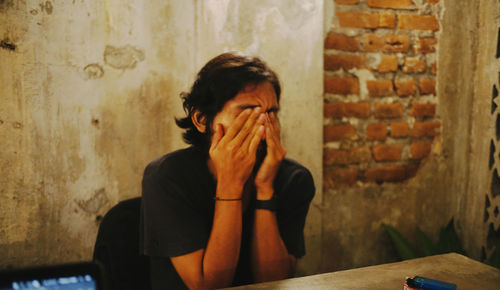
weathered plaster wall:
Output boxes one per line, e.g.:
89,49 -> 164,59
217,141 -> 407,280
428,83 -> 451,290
465,0 -> 500,260
437,0 -> 479,255
437,0 -> 500,261
0,0 -> 324,274
0,0 -> 194,268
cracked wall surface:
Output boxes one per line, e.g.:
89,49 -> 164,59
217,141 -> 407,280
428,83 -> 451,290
0,0 -> 323,273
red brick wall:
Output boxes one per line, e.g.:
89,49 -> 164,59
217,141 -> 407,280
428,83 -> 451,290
324,0 -> 440,188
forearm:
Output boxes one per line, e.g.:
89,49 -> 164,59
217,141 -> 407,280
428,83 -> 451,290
251,208 -> 295,282
172,182 -> 244,290
201,199 -> 242,288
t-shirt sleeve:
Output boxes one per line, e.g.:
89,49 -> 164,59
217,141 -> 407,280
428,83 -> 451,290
141,161 -> 209,258
276,167 -> 315,259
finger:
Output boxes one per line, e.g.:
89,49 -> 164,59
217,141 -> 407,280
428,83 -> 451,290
265,117 -> 283,157
265,115 -> 278,145
223,108 -> 253,140
269,112 -> 281,135
211,123 -> 224,149
241,114 -> 266,151
232,108 -> 265,146
268,113 -> 283,146
248,125 -> 265,154
265,124 -> 276,149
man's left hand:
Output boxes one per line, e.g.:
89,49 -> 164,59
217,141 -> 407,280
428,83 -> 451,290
254,112 -> 286,200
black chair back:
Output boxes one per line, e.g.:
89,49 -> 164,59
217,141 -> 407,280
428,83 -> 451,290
93,197 -> 150,290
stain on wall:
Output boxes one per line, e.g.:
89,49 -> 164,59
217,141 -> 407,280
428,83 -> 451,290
104,45 -> 145,70
83,64 -> 104,79
0,38 -> 15,51
0,0 -> 323,274
39,1 -> 53,15
76,188 -> 109,215
0,0 -> 188,268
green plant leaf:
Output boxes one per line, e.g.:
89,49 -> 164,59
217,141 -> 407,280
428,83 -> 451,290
486,245 -> 500,269
383,224 -> 419,260
417,227 -> 435,256
436,218 -> 466,255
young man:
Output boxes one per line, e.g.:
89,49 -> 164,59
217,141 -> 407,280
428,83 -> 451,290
141,52 -> 315,289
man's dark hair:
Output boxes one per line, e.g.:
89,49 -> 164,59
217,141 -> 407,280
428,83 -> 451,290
175,52 -> 281,151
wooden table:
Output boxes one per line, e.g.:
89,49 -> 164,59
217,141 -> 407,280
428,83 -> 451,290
230,253 -> 500,289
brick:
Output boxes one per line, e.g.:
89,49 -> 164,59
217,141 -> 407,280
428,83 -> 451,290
325,33 -> 359,51
414,37 -> 437,53
365,166 -> 406,182
324,167 -> 358,189
324,77 -> 360,94
411,121 -> 441,137
337,12 -> 377,29
398,14 -> 440,31
325,102 -> 370,119
394,80 -> 417,97
411,103 -> 436,118
431,62 -> 437,75
324,147 -> 372,165
367,80 -> 394,97
385,35 -> 410,52
378,55 -> 398,72
390,122 -> 409,137
337,11 -> 395,29
367,0 -> 413,9
411,141 -> 432,159
402,57 -> 426,73
375,103 -> 403,118
324,124 -> 357,141
372,144 -> 403,161
380,13 -> 396,28
335,0 -> 360,4
367,123 -> 387,141
324,54 -> 365,71
343,102 -> 371,118
362,34 -> 410,53
324,103 -> 343,119
419,79 -> 436,95
362,35 -> 384,52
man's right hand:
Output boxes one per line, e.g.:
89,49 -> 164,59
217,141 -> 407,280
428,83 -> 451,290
209,107 -> 266,198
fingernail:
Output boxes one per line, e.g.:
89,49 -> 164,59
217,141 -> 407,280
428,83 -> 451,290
258,113 -> 266,123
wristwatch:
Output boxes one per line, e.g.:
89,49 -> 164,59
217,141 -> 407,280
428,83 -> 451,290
255,195 -> 277,212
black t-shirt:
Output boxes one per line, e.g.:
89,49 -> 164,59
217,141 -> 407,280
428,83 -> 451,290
141,146 -> 315,289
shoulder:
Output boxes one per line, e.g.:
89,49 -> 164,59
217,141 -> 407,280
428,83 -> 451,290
279,158 -> 312,178
143,147 -> 204,181
276,158 -> 315,201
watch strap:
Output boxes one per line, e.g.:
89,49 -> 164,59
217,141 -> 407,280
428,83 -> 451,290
255,196 -> 277,211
